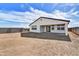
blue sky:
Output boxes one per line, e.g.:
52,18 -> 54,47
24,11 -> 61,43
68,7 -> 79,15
0,3 -> 79,28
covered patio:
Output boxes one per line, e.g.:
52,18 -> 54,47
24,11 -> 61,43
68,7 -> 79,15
21,32 -> 71,41
40,24 -> 68,35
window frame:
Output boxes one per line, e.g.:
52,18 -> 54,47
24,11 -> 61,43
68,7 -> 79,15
51,25 -> 54,30
31,25 -> 37,30
57,24 -> 65,30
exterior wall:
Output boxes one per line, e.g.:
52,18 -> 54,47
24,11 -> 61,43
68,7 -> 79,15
30,18 -> 69,35
76,28 -> 79,35
70,27 -> 79,35
0,28 -> 24,33
40,26 -> 45,32
65,23 -> 68,35
50,25 -> 65,33
30,25 -> 40,33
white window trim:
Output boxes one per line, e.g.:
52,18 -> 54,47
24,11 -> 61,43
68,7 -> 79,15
51,25 -> 54,30
31,25 -> 37,30
57,25 -> 65,30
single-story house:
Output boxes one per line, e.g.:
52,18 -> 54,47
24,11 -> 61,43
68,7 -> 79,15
29,17 -> 70,36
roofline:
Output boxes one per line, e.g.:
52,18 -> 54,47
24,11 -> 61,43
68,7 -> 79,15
29,17 -> 41,26
29,17 -> 70,26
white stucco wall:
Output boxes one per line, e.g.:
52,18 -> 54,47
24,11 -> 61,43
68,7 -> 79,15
29,18 -> 69,35
65,23 -> 68,35
30,25 -> 40,33
50,25 -> 65,33
40,26 -> 45,32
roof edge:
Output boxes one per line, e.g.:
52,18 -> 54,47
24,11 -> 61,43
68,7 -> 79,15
29,17 -> 70,26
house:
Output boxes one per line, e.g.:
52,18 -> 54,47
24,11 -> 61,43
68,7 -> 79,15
69,27 -> 79,35
29,17 -> 70,36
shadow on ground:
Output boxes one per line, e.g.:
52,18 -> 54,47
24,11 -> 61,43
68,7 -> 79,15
21,32 -> 71,41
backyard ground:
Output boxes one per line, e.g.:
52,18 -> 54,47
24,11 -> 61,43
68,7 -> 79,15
0,32 -> 79,56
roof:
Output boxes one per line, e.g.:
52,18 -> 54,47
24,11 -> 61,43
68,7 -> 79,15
29,17 -> 70,26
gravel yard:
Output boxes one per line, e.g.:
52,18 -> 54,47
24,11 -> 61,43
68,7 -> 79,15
0,32 -> 78,56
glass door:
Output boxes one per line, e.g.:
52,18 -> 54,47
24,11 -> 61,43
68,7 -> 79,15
46,26 -> 50,32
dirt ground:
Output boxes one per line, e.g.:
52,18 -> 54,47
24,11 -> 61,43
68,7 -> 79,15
0,32 -> 79,56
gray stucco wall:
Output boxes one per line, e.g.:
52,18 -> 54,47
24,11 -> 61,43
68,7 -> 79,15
0,28 -> 24,33
70,27 -> 79,35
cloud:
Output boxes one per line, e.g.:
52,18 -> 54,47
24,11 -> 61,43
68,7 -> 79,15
0,10 -> 30,28
25,7 -> 79,27
0,5 -> 79,28
28,7 -> 70,20
52,8 -> 79,27
27,7 -> 68,20
63,3 -> 79,7
0,12 -> 26,22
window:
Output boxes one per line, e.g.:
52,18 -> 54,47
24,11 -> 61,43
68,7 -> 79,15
61,26 -> 65,30
57,26 -> 61,30
57,24 -> 65,30
52,25 -> 54,30
31,25 -> 37,30
57,25 -> 60,30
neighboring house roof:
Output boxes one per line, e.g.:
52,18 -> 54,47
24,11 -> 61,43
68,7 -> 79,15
29,17 -> 70,26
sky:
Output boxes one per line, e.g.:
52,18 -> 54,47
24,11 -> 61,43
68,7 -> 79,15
0,3 -> 79,28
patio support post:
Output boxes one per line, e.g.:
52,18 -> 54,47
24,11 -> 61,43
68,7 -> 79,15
37,25 -> 40,32
65,23 -> 68,36
44,26 -> 46,32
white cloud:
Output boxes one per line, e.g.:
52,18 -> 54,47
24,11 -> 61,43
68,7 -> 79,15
27,7 -> 71,20
0,10 -> 30,28
50,8 -> 79,27
25,7 -> 79,27
26,7 -> 68,20
0,6 -> 78,28
0,11 -> 33,25
63,3 -> 79,7
52,10 -> 68,19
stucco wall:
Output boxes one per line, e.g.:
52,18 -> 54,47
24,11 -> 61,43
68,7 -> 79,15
0,28 -> 24,33
30,18 -> 69,35
50,25 -> 65,33
71,27 -> 79,35
76,28 -> 79,33
30,25 -> 40,33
